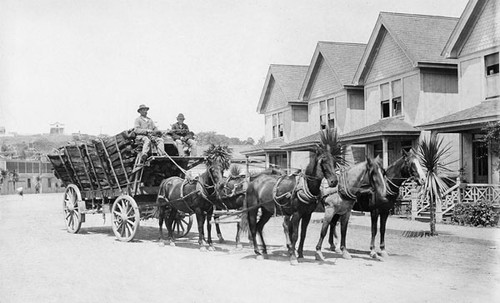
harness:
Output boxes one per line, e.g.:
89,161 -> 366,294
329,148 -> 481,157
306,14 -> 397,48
272,172 -> 320,207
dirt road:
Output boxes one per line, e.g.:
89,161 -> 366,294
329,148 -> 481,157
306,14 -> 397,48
0,193 -> 499,303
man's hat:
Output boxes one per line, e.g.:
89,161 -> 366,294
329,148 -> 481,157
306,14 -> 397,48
137,104 -> 150,112
177,113 -> 185,119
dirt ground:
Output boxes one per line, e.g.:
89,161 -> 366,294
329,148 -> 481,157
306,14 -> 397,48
0,193 -> 499,303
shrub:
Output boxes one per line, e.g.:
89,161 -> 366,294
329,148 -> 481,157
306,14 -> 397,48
451,200 -> 500,227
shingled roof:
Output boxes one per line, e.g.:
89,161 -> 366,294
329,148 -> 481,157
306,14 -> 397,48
240,137 -> 286,156
341,117 -> 420,143
381,12 -> 459,64
355,12 -> 459,84
281,132 -> 321,150
257,65 -> 309,113
299,42 -> 365,100
418,99 -> 500,132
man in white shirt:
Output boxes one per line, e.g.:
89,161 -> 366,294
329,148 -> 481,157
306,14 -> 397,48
134,104 -> 165,160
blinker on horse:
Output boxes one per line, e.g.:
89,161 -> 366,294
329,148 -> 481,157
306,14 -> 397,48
241,128 -> 344,265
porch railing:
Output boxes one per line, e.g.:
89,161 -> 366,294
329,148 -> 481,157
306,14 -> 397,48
401,178 -> 500,222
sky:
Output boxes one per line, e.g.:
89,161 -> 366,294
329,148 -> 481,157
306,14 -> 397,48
0,0 -> 469,140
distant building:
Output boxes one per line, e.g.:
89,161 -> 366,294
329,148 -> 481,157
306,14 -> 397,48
50,122 -> 64,135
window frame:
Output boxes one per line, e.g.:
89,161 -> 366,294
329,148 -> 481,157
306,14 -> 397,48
380,79 -> 403,119
485,52 -> 499,77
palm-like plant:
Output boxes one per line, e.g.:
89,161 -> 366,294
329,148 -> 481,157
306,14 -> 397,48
418,134 -> 453,235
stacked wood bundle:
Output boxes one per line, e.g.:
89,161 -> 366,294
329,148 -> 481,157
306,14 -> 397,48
47,152 -> 76,187
92,130 -> 138,188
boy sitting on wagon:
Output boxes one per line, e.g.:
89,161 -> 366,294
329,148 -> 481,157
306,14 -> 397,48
170,113 -> 197,156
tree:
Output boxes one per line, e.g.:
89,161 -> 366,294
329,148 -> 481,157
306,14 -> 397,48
0,169 -> 7,192
243,137 -> 255,145
257,136 -> 265,145
418,134 -> 452,236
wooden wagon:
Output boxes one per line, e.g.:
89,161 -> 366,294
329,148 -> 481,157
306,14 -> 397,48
47,130 -> 205,242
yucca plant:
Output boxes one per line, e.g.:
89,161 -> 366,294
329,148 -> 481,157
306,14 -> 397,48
418,134 -> 453,235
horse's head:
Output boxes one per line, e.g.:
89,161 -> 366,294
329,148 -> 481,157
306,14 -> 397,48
203,144 -> 232,187
316,149 -> 338,188
366,155 -> 388,204
402,149 -> 425,185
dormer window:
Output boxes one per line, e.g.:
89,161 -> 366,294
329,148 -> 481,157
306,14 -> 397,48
485,53 -> 499,99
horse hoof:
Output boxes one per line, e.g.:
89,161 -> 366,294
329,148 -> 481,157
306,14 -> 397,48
370,251 -> 378,259
218,237 -> 225,244
169,242 -> 176,247
256,255 -> 264,261
380,251 -> 389,259
200,246 -> 207,252
290,258 -> 299,266
159,241 -> 166,247
315,251 -> 326,262
208,246 -> 215,252
342,251 -> 352,260
236,244 -> 243,250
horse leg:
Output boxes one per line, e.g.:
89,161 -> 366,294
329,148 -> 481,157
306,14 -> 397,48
282,215 -> 292,251
379,209 -> 390,259
340,212 -> 352,260
329,215 -> 341,252
158,206 -> 165,243
256,210 -> 272,258
235,222 -> 243,249
214,214 -> 225,243
248,209 -> 261,257
288,213 -> 301,265
315,208 -> 334,261
370,210 -> 379,259
165,207 -> 177,246
297,212 -> 311,259
206,208 -> 215,251
195,211 -> 207,251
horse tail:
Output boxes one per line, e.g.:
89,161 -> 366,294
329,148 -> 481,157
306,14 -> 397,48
239,184 -> 253,234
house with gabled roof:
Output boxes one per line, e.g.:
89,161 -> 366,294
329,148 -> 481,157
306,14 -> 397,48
241,64 -> 308,169
281,42 -> 368,168
419,0 -> 500,185
342,12 -> 461,168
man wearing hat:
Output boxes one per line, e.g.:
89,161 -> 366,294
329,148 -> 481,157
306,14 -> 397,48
171,113 -> 196,156
134,104 -> 165,161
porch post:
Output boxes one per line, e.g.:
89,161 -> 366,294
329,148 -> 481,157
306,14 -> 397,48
265,153 -> 270,169
382,137 -> 389,169
410,186 -> 419,220
287,151 -> 292,172
245,156 -> 250,176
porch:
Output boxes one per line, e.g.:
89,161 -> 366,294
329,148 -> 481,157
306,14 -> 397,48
399,179 -> 500,222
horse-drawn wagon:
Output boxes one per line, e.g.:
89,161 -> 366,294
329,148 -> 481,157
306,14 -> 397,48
48,130 -> 205,242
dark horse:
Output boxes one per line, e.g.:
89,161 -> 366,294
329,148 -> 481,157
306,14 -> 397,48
156,145 -> 229,250
241,128 -> 343,265
343,149 -> 425,259
213,165 -> 249,248
315,156 -> 388,261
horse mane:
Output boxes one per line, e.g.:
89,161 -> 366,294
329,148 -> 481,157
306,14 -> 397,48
316,128 -> 346,168
203,144 -> 232,170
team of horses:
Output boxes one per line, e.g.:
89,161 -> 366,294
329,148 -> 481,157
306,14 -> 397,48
155,128 -> 426,265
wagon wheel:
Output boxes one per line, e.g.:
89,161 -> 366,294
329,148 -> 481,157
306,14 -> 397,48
63,184 -> 83,234
111,195 -> 140,242
171,211 -> 193,238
